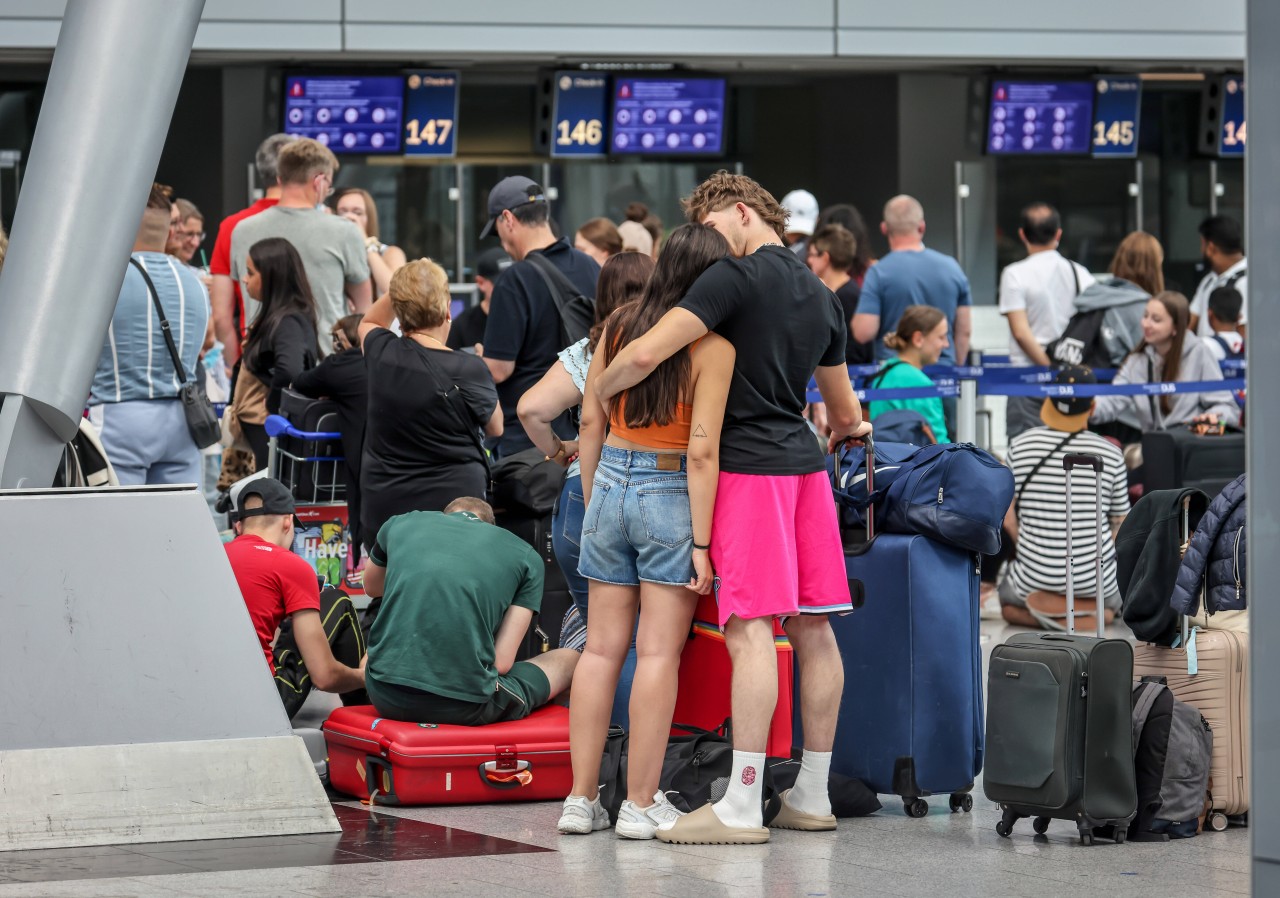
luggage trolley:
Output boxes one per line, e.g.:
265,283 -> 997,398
264,407 -> 367,605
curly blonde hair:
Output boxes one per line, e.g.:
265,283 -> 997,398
682,171 -> 788,240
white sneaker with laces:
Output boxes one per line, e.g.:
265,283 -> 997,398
616,791 -> 685,840
557,795 -> 609,834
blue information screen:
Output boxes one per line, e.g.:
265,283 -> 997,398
283,75 -> 403,154
404,71 -> 460,158
1091,77 -> 1142,158
552,71 -> 609,158
1219,76 -> 1245,157
611,78 -> 726,156
987,81 -> 1094,155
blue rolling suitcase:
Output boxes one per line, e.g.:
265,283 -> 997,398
798,438 -> 984,817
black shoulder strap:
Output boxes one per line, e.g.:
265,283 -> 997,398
1147,355 -> 1161,428
1068,258 -> 1081,296
1225,266 -> 1247,289
867,360 -> 905,390
525,251 -> 586,315
407,341 -> 491,477
1015,430 -> 1079,515
129,257 -> 189,385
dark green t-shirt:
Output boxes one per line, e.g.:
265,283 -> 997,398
366,511 -> 544,703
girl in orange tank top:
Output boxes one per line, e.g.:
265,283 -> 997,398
558,225 -> 737,838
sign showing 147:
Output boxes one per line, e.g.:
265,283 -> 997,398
406,118 -> 453,147
404,70 -> 459,157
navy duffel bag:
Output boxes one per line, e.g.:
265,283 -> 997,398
831,442 -> 1013,556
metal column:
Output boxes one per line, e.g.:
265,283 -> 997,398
1249,0 -> 1280,890
0,0 -> 203,488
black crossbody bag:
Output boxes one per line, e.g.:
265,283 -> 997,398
129,258 -> 221,449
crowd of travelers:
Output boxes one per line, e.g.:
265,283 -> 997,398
12,128 -> 1247,846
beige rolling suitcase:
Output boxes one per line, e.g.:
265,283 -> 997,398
1131,496 -> 1249,831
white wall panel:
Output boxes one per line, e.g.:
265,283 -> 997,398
349,0 -> 834,28
343,23 -> 835,58
193,21 -> 342,52
838,28 -> 1245,63
202,0 -> 340,21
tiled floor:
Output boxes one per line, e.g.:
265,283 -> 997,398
0,618 -> 1251,898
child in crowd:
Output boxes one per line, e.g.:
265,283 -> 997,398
865,305 -> 951,442
1202,286 -> 1245,362
558,224 -> 735,840
1092,291 -> 1240,434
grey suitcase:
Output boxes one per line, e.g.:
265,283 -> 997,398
984,452 -> 1138,845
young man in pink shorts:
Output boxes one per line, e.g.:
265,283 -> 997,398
598,172 -> 870,844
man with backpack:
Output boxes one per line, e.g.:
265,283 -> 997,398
997,202 -> 1095,438
480,176 -> 599,456
1188,215 -> 1247,339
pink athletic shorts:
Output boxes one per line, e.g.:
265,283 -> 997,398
709,471 -> 851,628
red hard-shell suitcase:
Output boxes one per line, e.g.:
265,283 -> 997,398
672,595 -> 794,757
323,704 -> 572,806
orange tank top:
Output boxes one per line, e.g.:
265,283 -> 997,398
608,338 -> 702,450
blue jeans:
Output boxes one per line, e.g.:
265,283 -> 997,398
553,473 -> 635,728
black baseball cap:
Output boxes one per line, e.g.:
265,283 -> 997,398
1040,365 -> 1096,433
234,477 -> 299,525
475,247 -> 512,280
478,176 -> 547,239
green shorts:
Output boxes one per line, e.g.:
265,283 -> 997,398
366,662 -> 552,726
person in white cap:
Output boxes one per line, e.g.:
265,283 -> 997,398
780,189 -> 819,258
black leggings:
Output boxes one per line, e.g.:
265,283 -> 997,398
242,422 -> 270,473
273,586 -> 367,718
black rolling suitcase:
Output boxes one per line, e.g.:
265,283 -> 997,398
984,452 -> 1138,845
1142,427 -> 1245,498
498,511 -> 574,660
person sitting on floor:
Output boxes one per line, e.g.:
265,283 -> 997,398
361,497 -> 579,725
224,477 -> 367,717
998,366 -> 1130,632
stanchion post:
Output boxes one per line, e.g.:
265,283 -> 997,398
956,350 -> 979,444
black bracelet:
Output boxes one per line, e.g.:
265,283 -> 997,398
692,542 -> 710,550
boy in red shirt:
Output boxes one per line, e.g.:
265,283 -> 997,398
224,477 -> 365,717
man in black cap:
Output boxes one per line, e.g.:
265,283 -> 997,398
224,477 -> 367,717
998,367 -> 1130,631
448,246 -> 511,353
478,175 -> 599,455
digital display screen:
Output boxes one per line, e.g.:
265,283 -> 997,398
987,81 -> 1093,155
403,70 -> 460,158
1219,76 -> 1245,157
283,75 -> 404,154
611,77 -> 726,156
552,71 -> 609,158
1092,77 -> 1142,158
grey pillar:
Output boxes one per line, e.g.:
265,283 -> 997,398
0,0 -> 204,488
1250,0 -> 1280,890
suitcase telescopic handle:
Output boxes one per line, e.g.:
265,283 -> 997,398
1062,451 -> 1106,638
832,434 -> 876,537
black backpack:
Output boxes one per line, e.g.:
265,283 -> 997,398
525,252 -> 596,349
1046,308 -> 1111,369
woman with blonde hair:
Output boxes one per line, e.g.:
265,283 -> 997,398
358,259 -> 503,544
335,187 -> 407,295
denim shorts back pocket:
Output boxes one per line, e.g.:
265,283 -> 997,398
561,490 -> 586,549
581,481 -> 610,537
636,486 -> 693,549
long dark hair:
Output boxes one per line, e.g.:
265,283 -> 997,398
1132,290 -> 1190,415
590,252 -> 654,353
604,223 -> 729,427
243,237 -> 321,372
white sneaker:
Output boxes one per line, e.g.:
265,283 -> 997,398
557,795 -> 609,834
616,791 -> 686,840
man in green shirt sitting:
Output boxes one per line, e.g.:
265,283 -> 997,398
361,497 -> 579,725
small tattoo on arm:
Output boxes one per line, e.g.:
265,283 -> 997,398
693,424 -> 708,438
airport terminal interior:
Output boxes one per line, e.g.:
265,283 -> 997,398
0,1 -> 1268,896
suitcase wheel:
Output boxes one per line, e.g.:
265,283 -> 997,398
904,798 -> 929,818
1032,816 -> 1050,835
948,793 -> 973,814
996,808 -> 1020,837
1079,831 -> 1094,846
1209,812 -> 1229,832
1113,827 -> 1127,845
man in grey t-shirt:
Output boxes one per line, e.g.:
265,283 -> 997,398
230,138 -> 371,351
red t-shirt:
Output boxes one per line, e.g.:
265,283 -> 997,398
211,197 -> 280,338
225,533 -> 320,673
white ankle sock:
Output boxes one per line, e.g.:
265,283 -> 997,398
787,750 -> 832,816
711,751 -> 766,829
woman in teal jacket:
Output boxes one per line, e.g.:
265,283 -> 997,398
867,305 -> 951,443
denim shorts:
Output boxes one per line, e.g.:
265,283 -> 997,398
578,446 -> 694,587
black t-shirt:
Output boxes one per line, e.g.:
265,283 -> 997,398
447,303 -> 489,351
678,245 -> 845,475
482,238 -> 599,454
833,279 -> 874,366
360,328 -> 498,537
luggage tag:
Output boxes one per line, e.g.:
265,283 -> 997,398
1185,627 -> 1200,676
